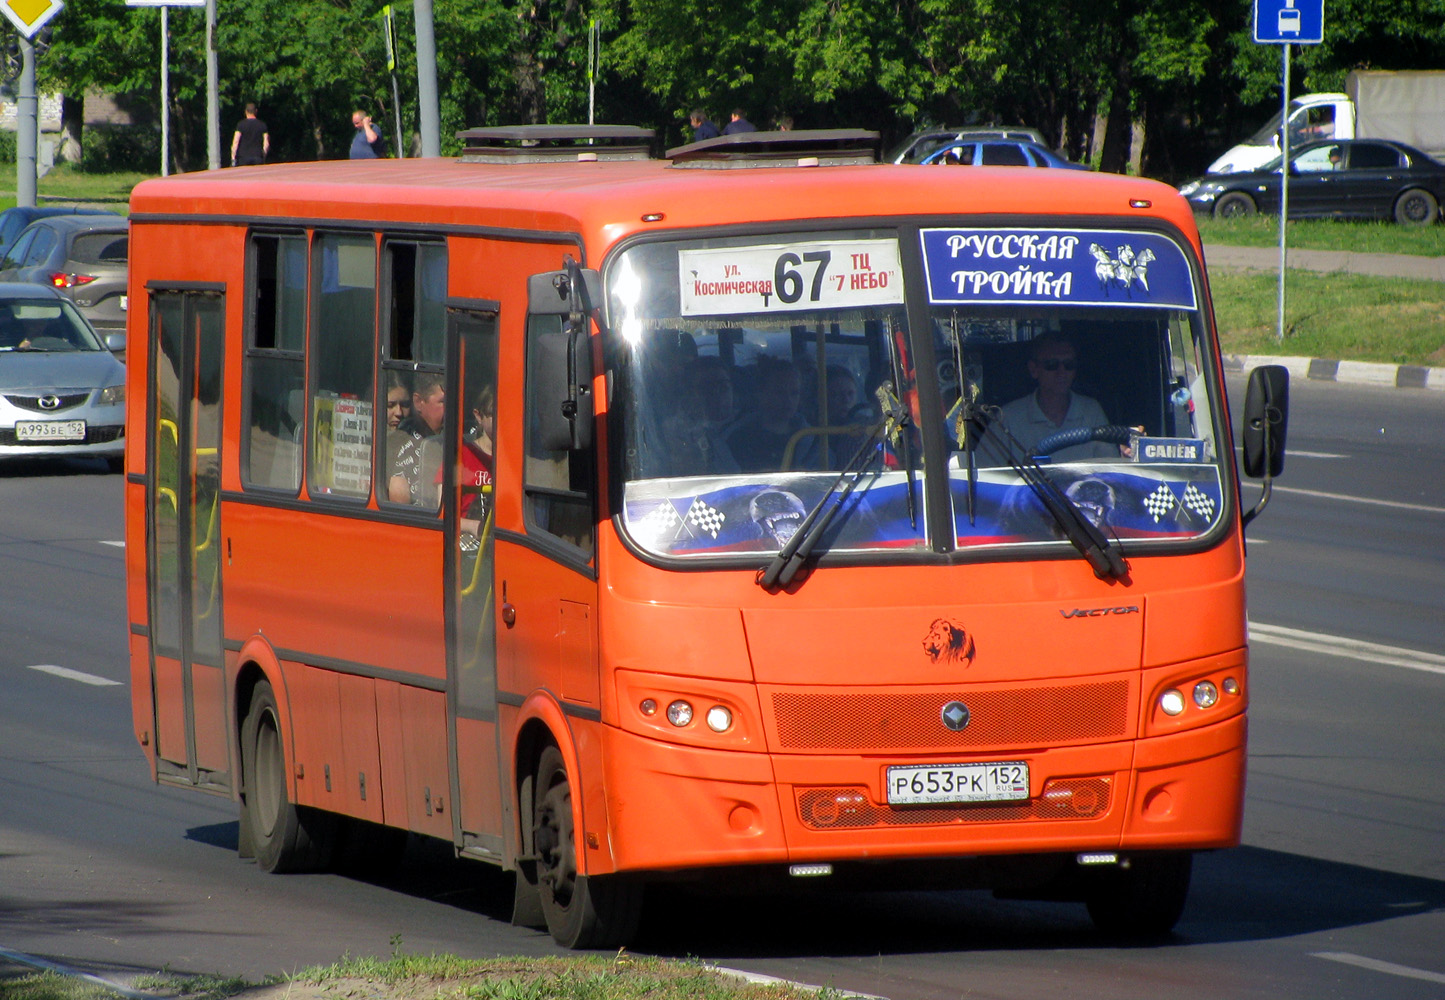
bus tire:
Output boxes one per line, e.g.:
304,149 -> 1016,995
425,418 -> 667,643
1394,188 -> 1438,226
241,679 -> 336,873
532,744 -> 643,948
1084,851 -> 1192,939
1213,193 -> 1256,219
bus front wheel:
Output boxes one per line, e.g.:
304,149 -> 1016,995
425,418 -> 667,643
241,679 -> 336,873
1084,851 -> 1192,938
531,744 -> 643,948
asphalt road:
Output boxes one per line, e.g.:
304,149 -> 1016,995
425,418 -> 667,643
2,376 -> 1442,999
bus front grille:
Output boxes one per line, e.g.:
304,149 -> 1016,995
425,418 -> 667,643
772,680 -> 1130,751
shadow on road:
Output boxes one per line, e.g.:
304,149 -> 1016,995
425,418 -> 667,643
177,820 -> 1444,958
636,846 -> 1445,957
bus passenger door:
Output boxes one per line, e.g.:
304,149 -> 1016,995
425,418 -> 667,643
444,305 -> 504,859
146,287 -> 229,791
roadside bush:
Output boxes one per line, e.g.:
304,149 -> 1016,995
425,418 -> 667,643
79,124 -> 159,173
0,129 -> 16,163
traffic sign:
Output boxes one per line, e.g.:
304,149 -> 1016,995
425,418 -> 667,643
1254,0 -> 1323,44
1,0 -> 63,39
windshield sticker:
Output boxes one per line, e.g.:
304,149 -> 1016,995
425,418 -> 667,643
624,471 -> 925,557
1130,436 -> 1208,463
679,239 -> 904,316
920,229 -> 1197,310
950,467 -> 1223,544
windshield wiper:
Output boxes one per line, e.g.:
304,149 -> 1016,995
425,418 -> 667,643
756,385 -> 909,592
973,408 -> 1129,581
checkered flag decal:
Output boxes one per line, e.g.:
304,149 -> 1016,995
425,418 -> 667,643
1183,484 -> 1216,521
640,501 -> 682,538
1142,483 -> 1178,523
685,498 -> 726,539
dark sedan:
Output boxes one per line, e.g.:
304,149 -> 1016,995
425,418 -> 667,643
1178,139 -> 1444,225
919,139 -> 1090,169
0,205 -> 118,259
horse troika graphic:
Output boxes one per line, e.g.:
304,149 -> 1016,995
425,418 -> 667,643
1089,243 -> 1155,295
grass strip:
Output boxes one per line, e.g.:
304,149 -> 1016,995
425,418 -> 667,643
1197,216 -> 1445,257
2,954 -> 851,1000
1210,269 -> 1445,365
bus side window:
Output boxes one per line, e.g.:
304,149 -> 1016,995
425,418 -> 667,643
243,232 -> 307,492
524,314 -> 594,553
308,234 -> 377,501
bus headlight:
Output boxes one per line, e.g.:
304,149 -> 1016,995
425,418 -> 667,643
1160,689 -> 1186,716
705,705 -> 733,733
1193,681 -> 1220,708
666,700 -> 693,727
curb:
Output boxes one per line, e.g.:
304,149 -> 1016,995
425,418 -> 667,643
1222,353 -> 1445,391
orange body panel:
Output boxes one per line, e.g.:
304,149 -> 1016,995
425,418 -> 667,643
125,154 -> 1247,886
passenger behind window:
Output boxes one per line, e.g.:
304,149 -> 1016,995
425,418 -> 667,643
388,371 -> 445,506
726,357 -> 828,472
985,332 -> 1122,462
660,356 -> 739,476
439,383 -> 496,536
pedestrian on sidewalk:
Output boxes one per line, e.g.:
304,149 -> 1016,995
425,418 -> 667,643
230,103 -> 269,166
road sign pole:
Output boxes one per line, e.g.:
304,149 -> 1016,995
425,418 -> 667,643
16,33 -> 35,207
1276,41 -> 1289,343
160,4 -> 169,176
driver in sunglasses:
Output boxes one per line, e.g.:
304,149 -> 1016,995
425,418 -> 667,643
992,332 -> 1119,462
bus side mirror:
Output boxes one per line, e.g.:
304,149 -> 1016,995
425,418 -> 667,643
531,318 -> 594,452
1241,364 -> 1288,479
529,263 -> 600,453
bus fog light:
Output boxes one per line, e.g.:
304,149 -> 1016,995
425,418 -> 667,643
705,705 -> 733,732
1160,689 -> 1186,716
639,698 -> 657,716
666,700 -> 693,727
1222,676 -> 1240,696
1193,681 -> 1219,708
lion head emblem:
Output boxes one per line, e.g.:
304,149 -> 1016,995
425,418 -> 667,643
923,618 -> 976,665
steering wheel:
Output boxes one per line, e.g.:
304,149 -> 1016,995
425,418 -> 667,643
1032,424 -> 1133,457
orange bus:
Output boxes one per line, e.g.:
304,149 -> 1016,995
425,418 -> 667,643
126,127 -> 1288,948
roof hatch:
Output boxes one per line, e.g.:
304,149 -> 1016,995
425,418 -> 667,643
666,129 -> 880,168
456,125 -> 656,163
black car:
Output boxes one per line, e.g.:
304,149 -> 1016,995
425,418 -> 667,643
0,205 -> 119,259
1178,139 -> 1444,226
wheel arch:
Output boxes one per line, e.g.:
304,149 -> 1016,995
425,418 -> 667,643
511,692 -> 582,872
233,635 -> 291,804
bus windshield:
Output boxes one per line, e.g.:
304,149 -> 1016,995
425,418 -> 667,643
611,225 -> 1225,563
611,229 -> 927,561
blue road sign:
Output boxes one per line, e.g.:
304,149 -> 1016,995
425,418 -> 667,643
1254,0 -> 1323,44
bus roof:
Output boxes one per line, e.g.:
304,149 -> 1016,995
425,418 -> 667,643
129,158 -> 1202,259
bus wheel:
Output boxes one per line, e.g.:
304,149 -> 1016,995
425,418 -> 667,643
241,680 -> 335,873
1084,851 -> 1192,939
532,744 -> 642,948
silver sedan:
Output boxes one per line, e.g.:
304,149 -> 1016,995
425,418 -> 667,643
0,283 -> 125,470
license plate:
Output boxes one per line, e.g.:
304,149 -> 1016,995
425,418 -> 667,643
886,761 -> 1030,805
16,420 -> 86,442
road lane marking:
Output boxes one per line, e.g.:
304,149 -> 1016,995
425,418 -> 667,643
26,664 -> 123,686
100,540 -> 125,547
1284,450 -> 1348,459
1271,485 -> 1445,515
0,946 -> 153,1000
1249,623 -> 1445,676
1313,952 -> 1445,985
